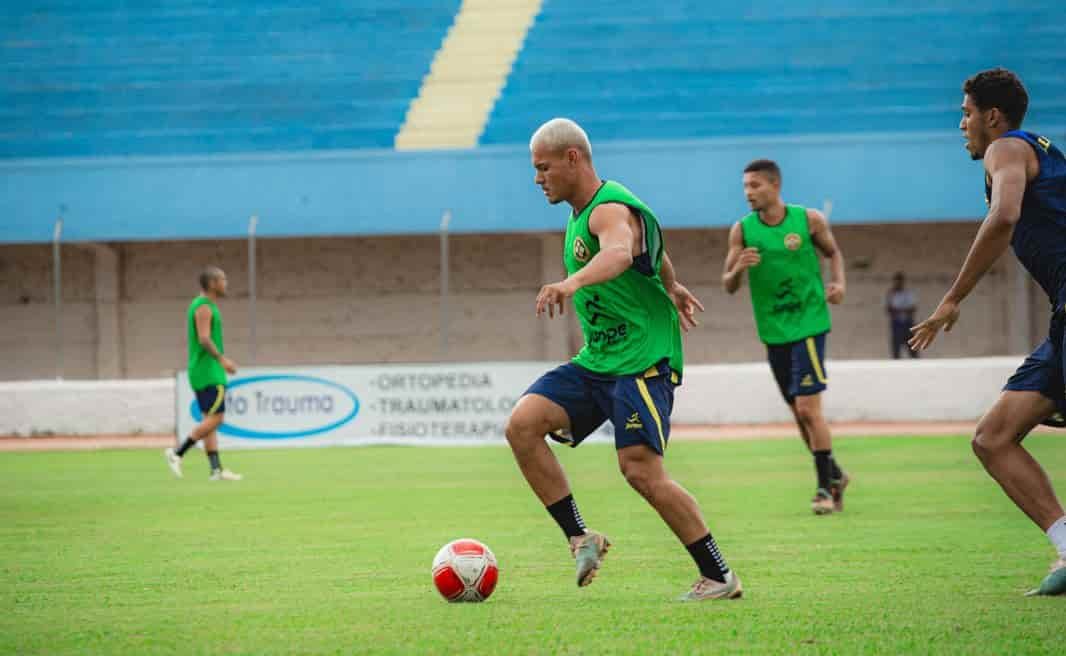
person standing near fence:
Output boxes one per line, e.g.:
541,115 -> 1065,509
165,266 -> 242,481
886,272 -> 919,359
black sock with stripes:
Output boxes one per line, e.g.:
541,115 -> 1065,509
207,451 -> 222,472
685,533 -> 730,583
174,437 -> 196,457
546,494 -> 586,539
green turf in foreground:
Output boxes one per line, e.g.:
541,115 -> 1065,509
1,435 -> 1064,655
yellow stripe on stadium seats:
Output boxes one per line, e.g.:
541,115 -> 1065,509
635,378 -> 666,452
806,338 -> 828,384
208,385 -> 225,415
395,0 -> 544,149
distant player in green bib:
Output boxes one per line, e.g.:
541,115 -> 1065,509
724,159 -> 849,515
506,118 -> 742,601
164,266 -> 242,481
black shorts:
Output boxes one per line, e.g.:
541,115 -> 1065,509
1004,310 -> 1066,427
766,332 -> 828,404
525,359 -> 679,455
194,384 -> 226,415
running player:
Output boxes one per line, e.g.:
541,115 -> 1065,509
723,159 -> 849,515
165,266 -> 242,481
505,118 -> 741,601
909,68 -> 1066,596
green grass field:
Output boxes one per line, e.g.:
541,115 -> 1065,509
2,435 -> 1065,655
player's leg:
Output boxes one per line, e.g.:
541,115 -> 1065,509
613,367 -> 740,600
790,334 -> 843,514
506,366 -> 611,586
166,385 -> 226,479
202,422 -> 241,481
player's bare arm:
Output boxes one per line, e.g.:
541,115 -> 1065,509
808,208 -> 846,305
909,138 -> 1031,351
195,304 -> 237,373
536,203 -> 635,319
661,251 -> 704,332
722,221 -> 760,294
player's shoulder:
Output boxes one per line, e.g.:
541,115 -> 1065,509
804,206 -> 828,228
987,133 -> 1037,163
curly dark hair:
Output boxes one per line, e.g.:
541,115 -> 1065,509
963,68 -> 1028,128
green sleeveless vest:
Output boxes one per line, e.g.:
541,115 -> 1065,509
740,205 -> 831,345
564,180 -> 683,375
187,296 -> 227,390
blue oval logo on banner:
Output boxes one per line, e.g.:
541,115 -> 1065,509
189,375 -> 360,439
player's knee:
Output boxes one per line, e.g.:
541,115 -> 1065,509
972,416 -> 1013,461
794,401 -> 820,427
504,414 -> 538,450
618,459 -> 655,498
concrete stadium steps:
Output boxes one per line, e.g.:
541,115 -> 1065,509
395,0 -> 541,150
481,0 -> 1066,145
0,1 -> 462,158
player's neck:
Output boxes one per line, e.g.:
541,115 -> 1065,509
758,201 -> 787,226
202,291 -> 220,302
567,171 -> 603,215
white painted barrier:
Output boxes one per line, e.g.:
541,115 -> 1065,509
0,378 -> 175,436
672,357 -> 1022,424
0,357 -> 1027,439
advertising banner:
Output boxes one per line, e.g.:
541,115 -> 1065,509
176,362 -> 610,448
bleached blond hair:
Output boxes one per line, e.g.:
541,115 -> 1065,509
529,118 -> 592,159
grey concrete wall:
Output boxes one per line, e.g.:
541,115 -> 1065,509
0,222 -> 1044,381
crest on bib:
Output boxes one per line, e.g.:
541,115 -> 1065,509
784,233 -> 802,251
573,236 -> 591,263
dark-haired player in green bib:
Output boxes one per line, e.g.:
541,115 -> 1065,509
724,159 -> 849,515
506,118 -> 742,602
164,266 -> 242,481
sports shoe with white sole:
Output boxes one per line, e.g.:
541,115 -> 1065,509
679,571 -> 743,601
1025,558 -> 1066,596
209,468 -> 242,481
569,530 -> 610,587
811,488 -> 834,515
164,448 -> 183,479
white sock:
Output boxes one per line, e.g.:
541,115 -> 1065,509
1047,516 -> 1066,559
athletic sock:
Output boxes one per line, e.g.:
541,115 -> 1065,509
685,533 -> 730,583
829,456 -> 844,482
174,437 -> 196,457
813,450 -> 833,492
546,494 -> 587,539
1047,516 -> 1066,559
207,451 -> 222,472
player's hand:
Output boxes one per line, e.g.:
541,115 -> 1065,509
733,248 -> 761,272
825,282 -> 845,305
220,356 -> 238,374
669,282 -> 705,332
536,279 -> 578,319
908,299 -> 961,352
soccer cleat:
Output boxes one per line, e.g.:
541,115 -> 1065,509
829,472 -> 851,512
569,530 -> 611,587
209,468 -> 242,481
679,571 -> 743,601
1025,558 -> 1066,597
164,448 -> 183,479
811,488 -> 834,515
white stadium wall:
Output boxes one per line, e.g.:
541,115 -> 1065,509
0,358 -> 1023,441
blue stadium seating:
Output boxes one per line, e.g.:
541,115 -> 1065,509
481,0 -> 1066,145
0,1 -> 460,158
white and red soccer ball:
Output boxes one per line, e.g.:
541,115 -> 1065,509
432,539 -> 498,602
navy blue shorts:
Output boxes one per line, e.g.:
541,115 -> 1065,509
194,384 -> 227,415
525,359 -> 680,454
766,332 -> 828,404
1004,311 -> 1066,427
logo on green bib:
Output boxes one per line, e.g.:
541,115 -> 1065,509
573,237 -> 591,263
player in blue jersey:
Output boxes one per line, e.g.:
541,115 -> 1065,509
910,68 -> 1066,596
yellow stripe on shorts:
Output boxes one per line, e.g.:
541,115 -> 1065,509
208,384 -> 225,415
806,337 -> 828,384
635,378 -> 666,452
